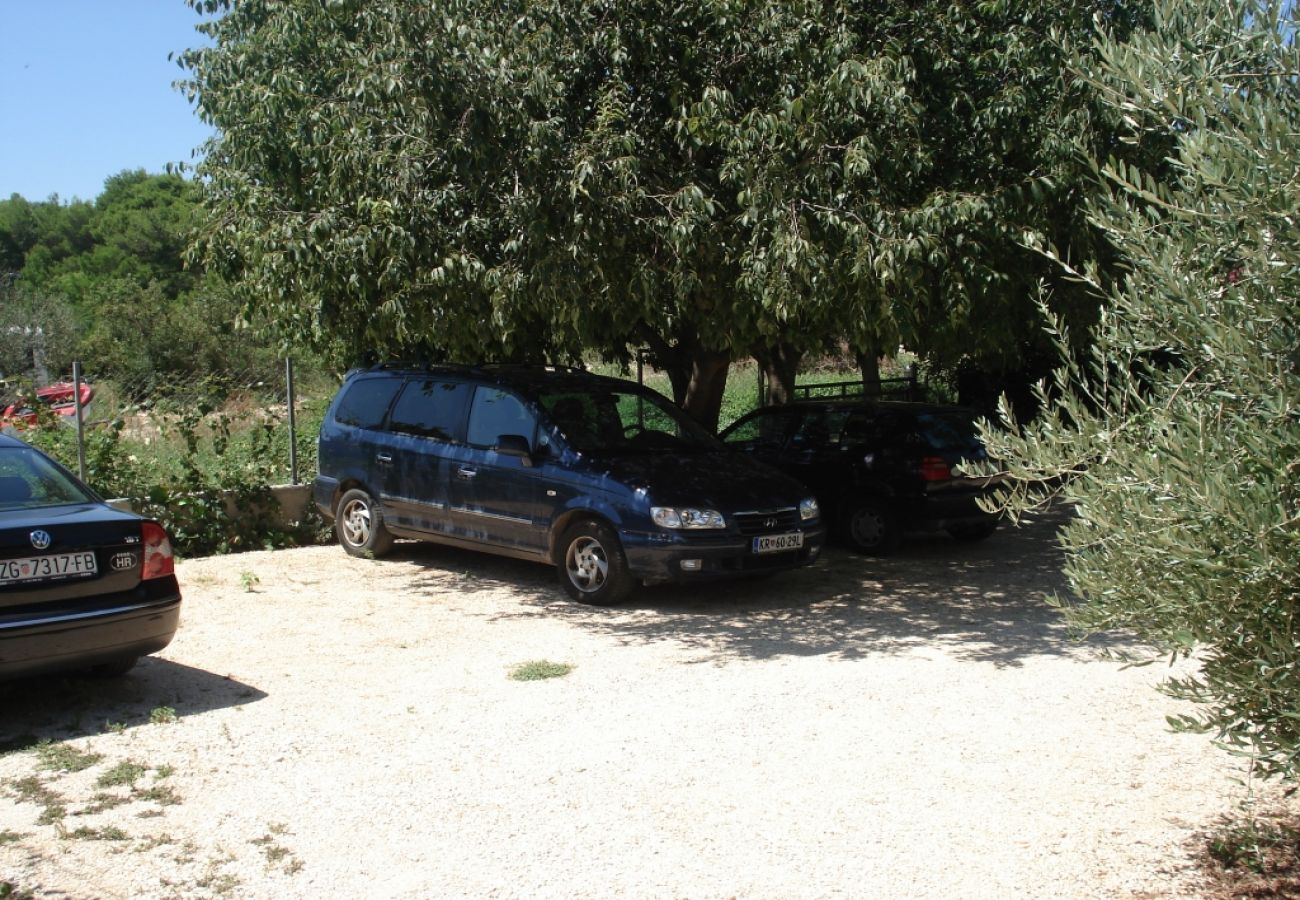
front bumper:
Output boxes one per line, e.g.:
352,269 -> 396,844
0,577 -> 182,680
621,523 -> 827,584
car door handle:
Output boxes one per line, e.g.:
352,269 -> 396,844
456,467 -> 477,480
376,453 -> 393,464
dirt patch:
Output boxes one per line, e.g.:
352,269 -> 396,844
1,510 -> 1293,897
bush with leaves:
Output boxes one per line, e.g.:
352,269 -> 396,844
20,404 -> 324,558
982,0 -> 1300,778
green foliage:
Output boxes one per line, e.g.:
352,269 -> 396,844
35,741 -> 102,773
149,707 -> 178,725
1207,815 -> 1300,875
0,285 -> 80,380
508,660 -> 574,682
0,170 -> 305,411
180,0 -> 1141,427
24,399 -> 326,558
0,880 -> 35,900
982,0 -> 1300,777
95,761 -> 147,788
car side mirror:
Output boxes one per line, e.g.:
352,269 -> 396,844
495,433 -> 534,466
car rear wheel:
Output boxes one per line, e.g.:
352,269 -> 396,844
842,500 -> 902,555
947,521 -> 998,542
558,520 -> 633,605
336,488 -> 394,558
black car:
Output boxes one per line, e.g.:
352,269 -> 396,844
0,434 -> 181,680
313,364 -> 825,604
719,399 -> 1001,554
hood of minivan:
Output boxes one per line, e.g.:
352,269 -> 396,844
584,451 -> 810,511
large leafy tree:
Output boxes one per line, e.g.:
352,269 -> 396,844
182,0 -> 1140,427
984,0 -> 1300,777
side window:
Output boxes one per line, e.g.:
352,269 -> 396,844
788,408 -> 852,452
539,393 -> 618,449
332,377 -> 402,430
388,380 -> 469,441
466,387 -> 537,448
722,411 -> 792,454
841,411 -> 878,447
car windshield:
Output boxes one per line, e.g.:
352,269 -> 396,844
0,447 -> 97,508
536,388 -> 720,455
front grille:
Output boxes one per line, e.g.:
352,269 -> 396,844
732,508 -> 800,536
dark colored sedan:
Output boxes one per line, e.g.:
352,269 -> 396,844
720,399 -> 1002,554
0,434 -> 181,680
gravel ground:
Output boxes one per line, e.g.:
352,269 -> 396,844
0,509 -> 1289,898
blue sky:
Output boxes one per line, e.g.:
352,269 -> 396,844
0,3 -> 214,203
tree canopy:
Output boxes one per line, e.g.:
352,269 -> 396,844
182,0 -> 1143,427
983,0 -> 1300,777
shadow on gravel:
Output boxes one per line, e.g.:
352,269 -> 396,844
0,659 -> 265,751
382,508 -> 1144,668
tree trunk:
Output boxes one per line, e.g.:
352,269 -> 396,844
753,341 -> 803,406
856,348 -> 882,397
641,327 -> 731,430
681,348 -> 731,431
641,330 -> 691,405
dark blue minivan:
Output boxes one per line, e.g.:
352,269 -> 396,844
313,364 -> 825,604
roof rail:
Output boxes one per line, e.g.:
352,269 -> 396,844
478,363 -> 589,375
368,361 -> 486,375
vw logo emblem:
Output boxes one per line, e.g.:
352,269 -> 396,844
763,517 -> 778,529
30,530 -> 52,550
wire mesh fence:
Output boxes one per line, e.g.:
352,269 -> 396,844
2,357 -> 337,489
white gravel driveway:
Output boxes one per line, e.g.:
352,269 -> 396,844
0,509 -> 1278,897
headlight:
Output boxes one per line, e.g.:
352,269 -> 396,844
651,506 -> 726,529
799,497 -> 819,521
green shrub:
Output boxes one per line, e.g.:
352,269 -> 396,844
982,0 -> 1300,778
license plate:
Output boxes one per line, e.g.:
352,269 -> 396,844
751,532 -> 803,554
0,551 -> 98,585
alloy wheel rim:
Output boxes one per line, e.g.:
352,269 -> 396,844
850,509 -> 884,546
567,537 -> 608,592
342,500 -> 372,546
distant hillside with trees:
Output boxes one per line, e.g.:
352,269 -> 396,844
0,170 -> 286,402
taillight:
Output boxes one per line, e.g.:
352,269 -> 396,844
919,455 -> 952,482
141,521 -> 175,580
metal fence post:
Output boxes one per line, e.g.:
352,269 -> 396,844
286,357 -> 298,485
72,361 -> 87,481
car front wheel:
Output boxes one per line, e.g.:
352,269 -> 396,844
558,520 -> 633,605
336,488 -> 394,557
842,500 -> 902,555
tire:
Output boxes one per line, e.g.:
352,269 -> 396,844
946,521 -> 998,542
558,519 -> 633,605
88,656 -> 139,678
841,499 -> 902,555
335,488 -> 395,558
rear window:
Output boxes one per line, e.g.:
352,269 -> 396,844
332,377 -> 402,430
0,448 -> 96,508
913,411 -> 984,455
